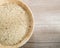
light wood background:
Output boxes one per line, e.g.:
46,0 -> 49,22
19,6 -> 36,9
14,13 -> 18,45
20,0 -> 60,48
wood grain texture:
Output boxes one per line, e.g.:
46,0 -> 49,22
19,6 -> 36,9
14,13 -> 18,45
20,0 -> 60,48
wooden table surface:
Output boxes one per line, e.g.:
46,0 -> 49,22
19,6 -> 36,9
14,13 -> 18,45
20,0 -> 60,48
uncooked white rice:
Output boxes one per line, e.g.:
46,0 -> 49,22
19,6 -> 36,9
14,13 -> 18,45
0,3 -> 30,45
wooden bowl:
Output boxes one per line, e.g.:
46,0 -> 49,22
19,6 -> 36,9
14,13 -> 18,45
0,0 -> 34,48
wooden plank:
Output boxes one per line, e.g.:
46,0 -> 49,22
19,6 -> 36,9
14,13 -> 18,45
20,0 -> 60,48
21,42 -> 60,48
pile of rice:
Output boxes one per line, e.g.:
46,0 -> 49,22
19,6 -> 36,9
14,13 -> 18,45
0,3 -> 29,46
